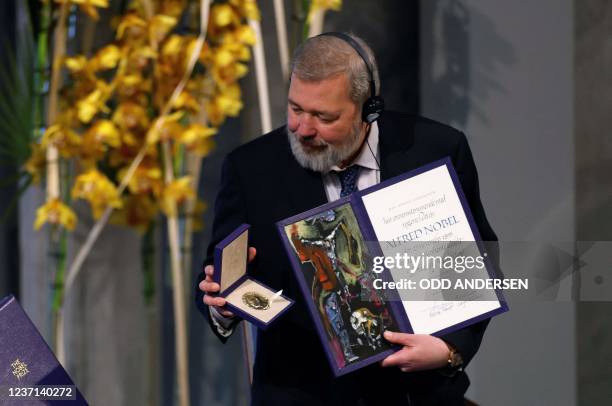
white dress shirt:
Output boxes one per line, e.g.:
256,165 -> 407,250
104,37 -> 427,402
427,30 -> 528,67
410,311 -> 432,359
322,121 -> 380,201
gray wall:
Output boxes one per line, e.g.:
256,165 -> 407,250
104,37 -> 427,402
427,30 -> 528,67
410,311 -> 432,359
421,1 -> 576,404
575,1 -> 612,405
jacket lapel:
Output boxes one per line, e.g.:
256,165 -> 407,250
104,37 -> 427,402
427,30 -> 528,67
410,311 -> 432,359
378,112 -> 416,181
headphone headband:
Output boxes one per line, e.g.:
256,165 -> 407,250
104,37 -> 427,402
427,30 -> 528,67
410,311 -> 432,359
318,32 -> 376,99
316,32 -> 385,123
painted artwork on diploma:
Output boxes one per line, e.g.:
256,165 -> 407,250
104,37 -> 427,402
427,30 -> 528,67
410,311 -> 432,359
283,203 -> 399,370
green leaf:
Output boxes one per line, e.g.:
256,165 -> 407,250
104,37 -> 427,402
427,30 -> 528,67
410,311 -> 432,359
0,2 -> 36,167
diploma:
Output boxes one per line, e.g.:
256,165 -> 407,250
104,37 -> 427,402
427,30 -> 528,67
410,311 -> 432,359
277,158 -> 508,376
360,160 -> 506,334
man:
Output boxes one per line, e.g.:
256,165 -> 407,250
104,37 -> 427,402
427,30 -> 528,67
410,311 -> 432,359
196,33 -> 497,405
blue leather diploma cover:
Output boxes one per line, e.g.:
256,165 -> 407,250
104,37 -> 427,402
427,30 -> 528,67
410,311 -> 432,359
277,158 -> 508,376
0,295 -> 88,405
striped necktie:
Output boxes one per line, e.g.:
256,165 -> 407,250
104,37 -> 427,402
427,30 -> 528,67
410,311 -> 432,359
337,165 -> 361,197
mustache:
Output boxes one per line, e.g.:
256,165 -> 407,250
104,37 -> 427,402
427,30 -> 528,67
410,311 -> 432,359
287,129 -> 328,148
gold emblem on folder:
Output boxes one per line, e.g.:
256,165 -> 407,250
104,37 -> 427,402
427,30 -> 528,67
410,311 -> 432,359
11,359 -> 29,380
242,292 -> 270,310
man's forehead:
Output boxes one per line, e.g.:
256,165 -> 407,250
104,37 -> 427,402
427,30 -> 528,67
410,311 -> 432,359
289,72 -> 348,88
287,98 -> 341,117
287,74 -> 353,108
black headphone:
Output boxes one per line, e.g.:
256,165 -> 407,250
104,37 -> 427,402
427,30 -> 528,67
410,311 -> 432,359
317,32 -> 385,124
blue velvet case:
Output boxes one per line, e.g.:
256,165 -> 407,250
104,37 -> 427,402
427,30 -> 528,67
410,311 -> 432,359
213,224 -> 294,330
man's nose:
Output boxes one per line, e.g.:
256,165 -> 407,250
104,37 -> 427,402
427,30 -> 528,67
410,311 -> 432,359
296,114 -> 316,137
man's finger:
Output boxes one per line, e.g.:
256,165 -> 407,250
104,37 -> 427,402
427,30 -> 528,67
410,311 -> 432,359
248,247 -> 257,263
203,295 -> 226,307
383,331 -> 414,346
199,280 -> 220,293
204,265 -> 214,277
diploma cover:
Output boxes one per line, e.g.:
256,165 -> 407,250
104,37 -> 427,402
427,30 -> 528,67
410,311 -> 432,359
277,158 -> 508,376
0,295 -> 88,405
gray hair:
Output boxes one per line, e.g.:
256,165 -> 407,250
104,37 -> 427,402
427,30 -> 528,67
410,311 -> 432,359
289,33 -> 380,107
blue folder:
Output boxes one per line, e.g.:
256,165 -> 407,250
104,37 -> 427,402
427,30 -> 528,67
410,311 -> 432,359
0,295 -> 88,405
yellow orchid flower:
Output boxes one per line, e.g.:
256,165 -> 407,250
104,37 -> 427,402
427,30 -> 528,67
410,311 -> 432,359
128,46 -> 157,69
81,119 -> 121,161
34,198 -> 77,231
186,74 -> 216,100
206,83 -> 243,125
149,14 -> 178,48
118,164 -> 163,196
157,35 -> 193,81
116,12 -> 147,40
112,101 -> 150,132
116,73 -> 151,99
90,45 -> 122,71
205,100 -> 224,126
64,55 -> 89,73
216,94 -> 243,116
159,0 -> 186,18
41,124 -> 82,158
76,82 -> 112,123
211,4 -> 239,28
161,34 -> 186,59
212,62 -> 249,87
213,46 -> 236,68
215,32 -> 253,64
108,142 -> 156,168
119,131 -> 142,147
307,0 -> 342,23
173,91 -> 200,113
55,0 -> 109,21
146,111 -> 184,145
178,124 -> 217,156
24,143 -> 46,184
72,169 -> 123,218
234,24 -> 256,46
77,89 -> 103,123
86,120 -> 121,146
229,0 -> 260,21
160,176 -> 195,217
230,42 -> 251,62
112,194 -> 158,233
198,42 -> 214,66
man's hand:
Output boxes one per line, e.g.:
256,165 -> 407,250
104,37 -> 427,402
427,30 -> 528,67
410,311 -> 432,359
380,331 -> 450,372
199,247 -> 257,318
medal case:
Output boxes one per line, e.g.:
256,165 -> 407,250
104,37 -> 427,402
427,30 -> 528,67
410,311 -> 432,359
213,224 -> 294,330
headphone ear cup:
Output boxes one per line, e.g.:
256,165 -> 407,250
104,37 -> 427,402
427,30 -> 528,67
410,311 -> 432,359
362,96 -> 385,124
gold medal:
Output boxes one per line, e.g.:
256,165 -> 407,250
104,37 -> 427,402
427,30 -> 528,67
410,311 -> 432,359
242,291 -> 270,310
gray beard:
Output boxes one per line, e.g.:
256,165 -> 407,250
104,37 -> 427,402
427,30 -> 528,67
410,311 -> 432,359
286,121 -> 363,172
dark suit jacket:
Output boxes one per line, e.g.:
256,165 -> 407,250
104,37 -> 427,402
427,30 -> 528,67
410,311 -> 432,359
195,111 -> 498,406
